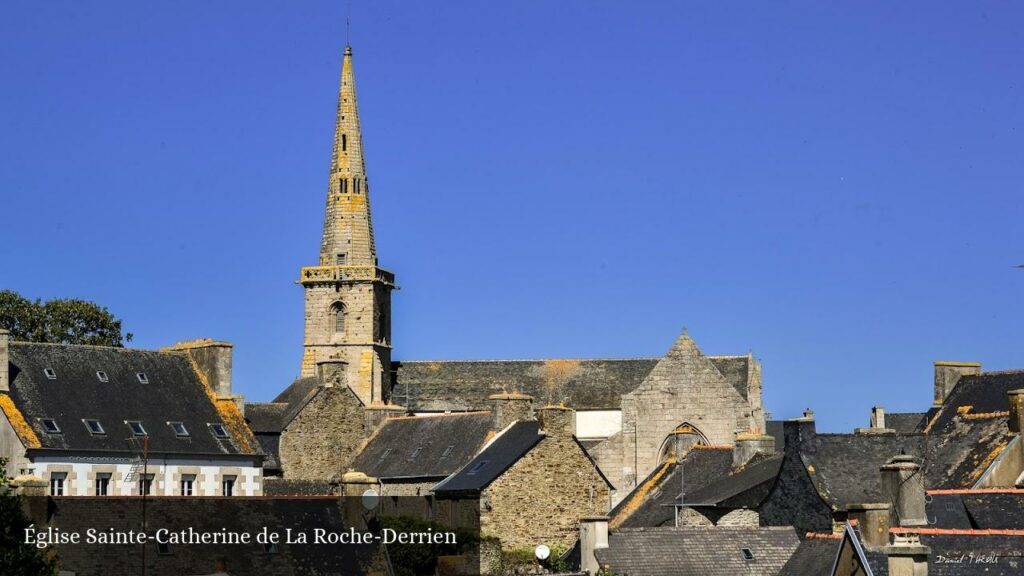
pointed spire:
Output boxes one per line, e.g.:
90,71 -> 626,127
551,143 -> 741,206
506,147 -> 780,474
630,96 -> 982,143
319,44 -> 377,267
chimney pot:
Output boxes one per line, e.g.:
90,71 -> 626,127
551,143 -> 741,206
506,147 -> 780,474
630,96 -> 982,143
881,454 -> 927,527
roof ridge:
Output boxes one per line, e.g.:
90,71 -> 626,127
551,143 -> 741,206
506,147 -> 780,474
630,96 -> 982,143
11,341 -> 177,354
387,411 -> 491,421
892,527 -> 1024,536
395,357 -> 662,364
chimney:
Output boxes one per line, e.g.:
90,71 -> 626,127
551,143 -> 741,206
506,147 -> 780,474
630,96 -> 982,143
488,392 -> 533,431
0,328 -> 9,393
847,503 -> 891,547
316,358 -> 348,388
537,405 -> 575,436
933,361 -> 981,405
166,339 -> 235,399
579,516 -> 609,575
885,534 -> 930,576
881,454 -> 927,527
13,475 -> 47,525
1008,389 -> 1024,434
733,431 -> 775,467
871,406 -> 886,429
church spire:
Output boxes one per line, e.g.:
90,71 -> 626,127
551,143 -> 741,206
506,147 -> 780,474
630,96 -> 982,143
320,44 -> 376,267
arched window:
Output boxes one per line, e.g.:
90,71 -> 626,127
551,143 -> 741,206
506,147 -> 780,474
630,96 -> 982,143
332,303 -> 345,334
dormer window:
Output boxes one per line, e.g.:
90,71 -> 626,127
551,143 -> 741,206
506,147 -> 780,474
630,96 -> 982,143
127,421 -> 147,436
136,373 -> 149,384
83,419 -> 105,435
169,422 -> 189,437
210,423 -> 229,439
43,368 -> 57,380
96,371 -> 109,382
40,419 -> 61,434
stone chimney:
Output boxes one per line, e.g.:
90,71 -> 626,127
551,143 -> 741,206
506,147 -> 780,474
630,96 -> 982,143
733,431 -> 775,467
1008,389 -> 1024,434
881,454 -> 927,527
488,392 -> 533,431
579,516 -> 609,575
847,503 -> 891,547
316,358 -> 348,388
0,328 -> 9,393
166,339 -> 234,399
885,534 -> 929,576
13,475 -> 48,525
933,361 -> 981,405
856,405 -> 895,436
537,405 -> 575,437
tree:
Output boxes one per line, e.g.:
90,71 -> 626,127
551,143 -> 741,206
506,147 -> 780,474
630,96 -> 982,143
0,290 -> 132,346
0,458 -> 57,575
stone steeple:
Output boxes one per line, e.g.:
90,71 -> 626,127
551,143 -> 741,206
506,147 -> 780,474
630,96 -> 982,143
299,44 -> 396,405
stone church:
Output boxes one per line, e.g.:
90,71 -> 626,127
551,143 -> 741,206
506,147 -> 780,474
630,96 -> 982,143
247,44 -> 769,500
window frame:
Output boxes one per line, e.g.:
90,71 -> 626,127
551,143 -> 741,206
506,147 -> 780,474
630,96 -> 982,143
50,473 -> 66,496
126,420 -> 147,436
209,423 -> 229,439
83,419 -> 105,436
168,421 -> 189,437
136,372 -> 149,384
95,473 -> 111,496
40,418 -> 61,434
221,475 -> 236,497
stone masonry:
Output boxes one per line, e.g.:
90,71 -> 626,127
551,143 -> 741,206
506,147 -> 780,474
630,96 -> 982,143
277,384 -> 367,481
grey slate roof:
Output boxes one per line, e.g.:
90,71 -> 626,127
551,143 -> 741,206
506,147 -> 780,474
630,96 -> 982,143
810,433 -> 927,507
886,412 -> 927,433
350,412 -> 494,479
433,420 -> 542,494
594,526 -> 800,576
390,355 -> 755,411
921,533 -> 1024,576
958,491 -> 1024,529
776,538 -> 839,576
245,402 -> 287,433
5,342 -> 259,457
682,453 -> 783,508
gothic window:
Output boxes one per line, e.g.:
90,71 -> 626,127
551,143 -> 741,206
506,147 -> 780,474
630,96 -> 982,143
332,302 -> 345,334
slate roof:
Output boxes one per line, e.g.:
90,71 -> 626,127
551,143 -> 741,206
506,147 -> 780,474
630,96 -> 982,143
937,490 -> 1024,529
350,412 -> 494,479
776,538 -> 840,576
886,412 -> 927,433
810,433 -> 927,507
611,447 -> 734,528
4,342 -> 259,458
245,402 -> 288,433
682,453 -> 783,508
594,526 -> 800,576
919,533 -> 1024,576
432,420 -> 543,494
926,493 -> 973,528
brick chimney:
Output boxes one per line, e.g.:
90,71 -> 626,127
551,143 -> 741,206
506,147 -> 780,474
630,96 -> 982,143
537,405 -> 575,436
733,431 -> 775,467
488,392 -> 533,431
1008,389 -> 1024,434
881,454 -> 926,527
579,516 -> 609,575
933,361 -> 981,405
0,328 -> 9,393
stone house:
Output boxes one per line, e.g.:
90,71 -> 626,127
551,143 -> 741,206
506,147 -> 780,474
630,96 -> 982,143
432,406 -> 612,551
0,333 -> 263,496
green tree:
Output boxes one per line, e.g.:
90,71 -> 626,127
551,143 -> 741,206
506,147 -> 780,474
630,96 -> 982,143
0,458 -> 57,576
0,290 -> 132,346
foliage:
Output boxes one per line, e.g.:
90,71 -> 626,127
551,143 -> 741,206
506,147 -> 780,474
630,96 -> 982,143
0,290 -> 132,346
490,543 -> 572,575
0,458 -> 57,575
375,514 -> 480,576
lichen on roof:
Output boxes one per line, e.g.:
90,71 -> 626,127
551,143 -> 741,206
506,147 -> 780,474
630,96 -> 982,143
0,394 -> 40,448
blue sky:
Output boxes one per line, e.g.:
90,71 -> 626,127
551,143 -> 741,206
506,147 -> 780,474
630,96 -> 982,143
1,2 -> 1021,431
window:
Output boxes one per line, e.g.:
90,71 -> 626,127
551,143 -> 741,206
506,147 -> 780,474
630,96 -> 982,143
342,133 -> 347,151
332,303 -> 345,334
180,474 -> 195,496
222,475 -> 236,497
440,445 -> 455,459
95,473 -> 111,496
467,461 -> 489,475
43,368 -> 57,380
40,419 -> 61,434
139,474 -> 154,496
354,178 -> 361,194
210,424 -> 229,439
169,422 -> 189,437
136,372 -> 149,384
741,548 -> 755,561
336,253 -> 347,265
127,421 -> 147,436
340,178 -> 348,194
156,542 -> 172,555
96,371 -> 109,382
409,447 -> 423,461
378,448 -> 392,461
264,542 -> 279,554
84,419 -> 105,435
49,473 -> 66,496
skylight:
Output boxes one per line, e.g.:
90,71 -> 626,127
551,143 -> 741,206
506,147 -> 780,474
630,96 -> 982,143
378,448 -> 393,461
84,419 -> 105,435
169,422 -> 189,437
43,368 -> 57,380
96,371 -> 109,382
467,461 -> 489,475
210,423 -> 229,439
440,445 -> 455,459
136,372 -> 149,384
741,548 -> 755,561
40,418 -> 61,433
127,421 -> 147,436
409,447 -> 423,460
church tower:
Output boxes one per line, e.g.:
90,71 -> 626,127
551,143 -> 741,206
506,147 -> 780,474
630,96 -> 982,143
299,45 -> 395,405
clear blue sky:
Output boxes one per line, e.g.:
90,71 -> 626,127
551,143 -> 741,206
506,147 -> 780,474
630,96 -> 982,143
2,2 -> 1021,431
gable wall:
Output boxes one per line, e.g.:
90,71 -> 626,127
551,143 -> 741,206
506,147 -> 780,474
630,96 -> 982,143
279,386 -> 366,481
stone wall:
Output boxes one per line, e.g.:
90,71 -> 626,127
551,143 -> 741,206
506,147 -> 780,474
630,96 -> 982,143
278,385 -> 366,481
481,433 -> 610,550
678,507 -> 759,527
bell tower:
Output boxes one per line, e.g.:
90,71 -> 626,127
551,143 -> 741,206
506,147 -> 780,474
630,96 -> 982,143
298,44 -> 395,405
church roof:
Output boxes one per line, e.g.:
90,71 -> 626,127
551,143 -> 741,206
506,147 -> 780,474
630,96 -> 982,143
350,412 -> 494,480
3,342 -> 260,458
